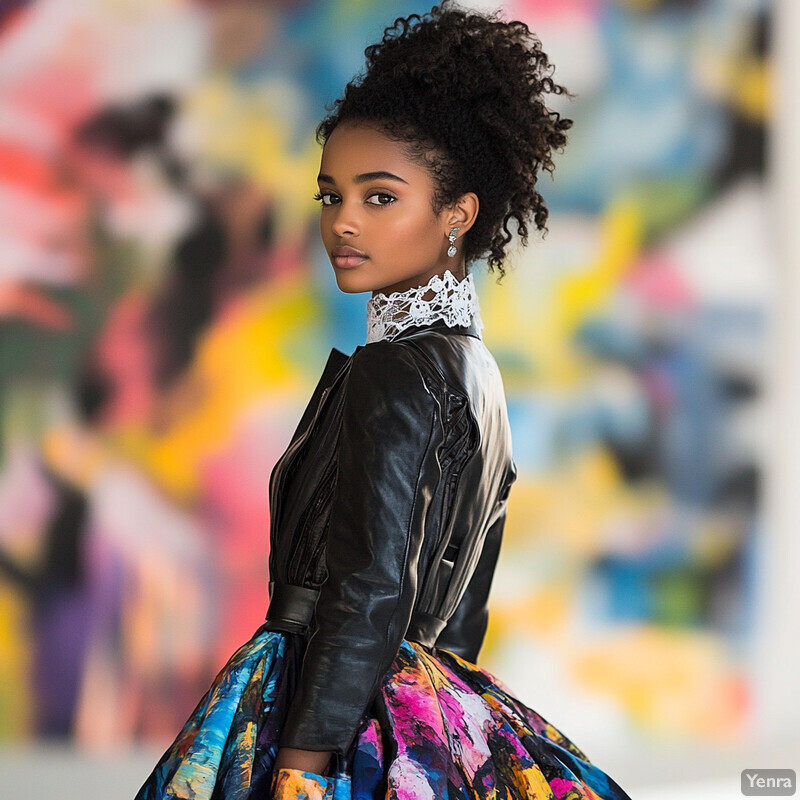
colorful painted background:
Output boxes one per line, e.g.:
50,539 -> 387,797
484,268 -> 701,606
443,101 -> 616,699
0,0 -> 771,756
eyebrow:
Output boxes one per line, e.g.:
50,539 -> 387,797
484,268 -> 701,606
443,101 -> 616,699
316,171 -> 409,185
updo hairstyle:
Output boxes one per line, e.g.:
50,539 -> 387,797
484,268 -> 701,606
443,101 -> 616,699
316,0 -> 574,277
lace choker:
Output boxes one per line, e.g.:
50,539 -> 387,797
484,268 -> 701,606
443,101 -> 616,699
366,269 -> 484,344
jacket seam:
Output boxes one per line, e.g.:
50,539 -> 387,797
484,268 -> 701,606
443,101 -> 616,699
397,340 -> 484,615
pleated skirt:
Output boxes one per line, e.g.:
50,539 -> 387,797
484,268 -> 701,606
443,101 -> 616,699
134,623 -> 632,800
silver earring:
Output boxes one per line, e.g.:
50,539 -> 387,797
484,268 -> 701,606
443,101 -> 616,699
447,227 -> 460,258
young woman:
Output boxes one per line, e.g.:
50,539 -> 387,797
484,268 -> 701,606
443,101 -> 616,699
136,3 -> 633,798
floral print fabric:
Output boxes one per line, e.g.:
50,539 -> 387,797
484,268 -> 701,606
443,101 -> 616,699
135,623 -> 632,800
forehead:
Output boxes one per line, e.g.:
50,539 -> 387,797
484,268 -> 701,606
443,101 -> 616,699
319,123 -> 431,185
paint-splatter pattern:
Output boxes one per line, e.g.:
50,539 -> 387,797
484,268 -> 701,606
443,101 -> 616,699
135,624 -> 632,799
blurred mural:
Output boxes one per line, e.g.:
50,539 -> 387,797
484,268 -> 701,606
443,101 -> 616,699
0,0 -> 771,751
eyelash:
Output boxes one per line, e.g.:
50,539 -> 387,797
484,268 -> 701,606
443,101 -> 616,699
312,191 -> 396,207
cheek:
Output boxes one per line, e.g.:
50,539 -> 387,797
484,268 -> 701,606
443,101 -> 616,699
320,215 -> 338,250
387,208 -> 441,251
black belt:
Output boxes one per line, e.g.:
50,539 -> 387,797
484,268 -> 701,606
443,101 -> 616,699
265,581 -> 446,646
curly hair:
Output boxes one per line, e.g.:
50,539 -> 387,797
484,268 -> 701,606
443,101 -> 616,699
316,0 -> 574,278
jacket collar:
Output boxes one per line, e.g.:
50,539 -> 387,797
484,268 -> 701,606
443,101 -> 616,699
287,347 -> 350,445
387,315 -> 483,342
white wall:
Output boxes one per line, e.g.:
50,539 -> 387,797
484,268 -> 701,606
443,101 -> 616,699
757,0 -> 800,750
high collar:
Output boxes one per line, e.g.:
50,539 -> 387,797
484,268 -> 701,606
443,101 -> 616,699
365,269 -> 483,344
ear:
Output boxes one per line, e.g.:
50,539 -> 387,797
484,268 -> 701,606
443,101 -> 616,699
444,192 -> 479,237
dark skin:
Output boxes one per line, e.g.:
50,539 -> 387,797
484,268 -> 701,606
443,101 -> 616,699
273,122 -> 479,776
316,121 -> 478,296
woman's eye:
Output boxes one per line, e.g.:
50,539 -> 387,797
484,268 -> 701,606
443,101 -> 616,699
366,193 -> 396,206
313,191 -> 338,206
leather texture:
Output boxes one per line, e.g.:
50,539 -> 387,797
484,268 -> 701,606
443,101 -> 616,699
266,316 -> 517,756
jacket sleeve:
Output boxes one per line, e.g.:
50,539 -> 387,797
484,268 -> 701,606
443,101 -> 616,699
434,460 -> 517,664
278,341 -> 441,755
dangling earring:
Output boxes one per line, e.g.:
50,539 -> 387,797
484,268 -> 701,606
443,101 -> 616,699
447,227 -> 460,258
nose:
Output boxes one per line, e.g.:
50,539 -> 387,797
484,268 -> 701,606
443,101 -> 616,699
330,200 -> 359,237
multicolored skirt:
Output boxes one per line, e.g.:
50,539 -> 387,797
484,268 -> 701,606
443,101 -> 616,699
135,623 -> 632,799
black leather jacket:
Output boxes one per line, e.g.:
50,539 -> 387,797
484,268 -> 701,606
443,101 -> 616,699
265,315 -> 517,756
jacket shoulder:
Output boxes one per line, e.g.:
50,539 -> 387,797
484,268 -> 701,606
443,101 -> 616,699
347,339 -> 442,395
395,330 -> 500,398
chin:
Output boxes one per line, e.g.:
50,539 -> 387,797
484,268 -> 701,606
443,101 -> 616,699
332,269 -> 376,295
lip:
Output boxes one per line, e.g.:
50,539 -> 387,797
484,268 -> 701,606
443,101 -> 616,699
331,245 -> 368,269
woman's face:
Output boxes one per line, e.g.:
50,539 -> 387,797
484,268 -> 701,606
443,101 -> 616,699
316,122 -> 469,296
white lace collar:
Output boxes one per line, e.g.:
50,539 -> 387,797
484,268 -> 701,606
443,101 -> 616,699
365,269 -> 483,344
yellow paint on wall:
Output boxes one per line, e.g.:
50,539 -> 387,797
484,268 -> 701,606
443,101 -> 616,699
732,59 -> 771,121
480,200 -> 643,391
572,625 -> 748,740
0,588 -> 32,739
556,201 -> 642,338
182,77 -> 321,233
109,271 -> 320,503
